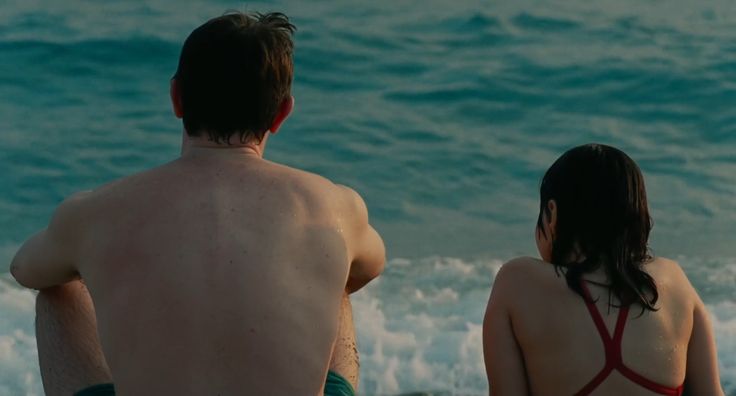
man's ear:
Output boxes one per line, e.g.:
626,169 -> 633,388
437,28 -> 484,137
547,199 -> 558,238
170,78 -> 184,119
268,96 -> 294,134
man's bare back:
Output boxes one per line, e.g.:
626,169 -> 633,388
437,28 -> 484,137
12,141 -> 384,395
10,12 -> 385,395
91,148 -> 378,393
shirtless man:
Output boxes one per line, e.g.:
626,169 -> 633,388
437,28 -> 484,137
10,12 -> 384,396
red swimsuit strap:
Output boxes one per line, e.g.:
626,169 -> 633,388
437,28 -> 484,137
574,281 -> 684,396
574,282 -> 625,395
617,365 -> 685,395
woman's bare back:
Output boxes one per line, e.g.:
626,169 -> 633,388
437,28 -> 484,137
484,256 -> 723,396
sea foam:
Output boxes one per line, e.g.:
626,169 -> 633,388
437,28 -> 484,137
0,256 -> 734,395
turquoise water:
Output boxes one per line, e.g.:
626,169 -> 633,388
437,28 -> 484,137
0,0 -> 734,394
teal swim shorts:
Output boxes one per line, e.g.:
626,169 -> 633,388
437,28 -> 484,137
74,370 -> 355,396
324,370 -> 356,396
74,383 -> 115,396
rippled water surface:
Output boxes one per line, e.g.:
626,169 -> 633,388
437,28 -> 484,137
1,1 -> 735,394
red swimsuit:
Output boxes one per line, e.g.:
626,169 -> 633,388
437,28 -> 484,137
574,282 -> 684,396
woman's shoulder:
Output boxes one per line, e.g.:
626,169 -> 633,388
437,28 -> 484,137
495,256 -> 552,284
497,256 -> 570,282
491,256 -> 569,304
645,256 -> 683,272
494,256 -> 698,303
643,256 -> 699,305
499,256 -> 692,282
644,256 -> 694,288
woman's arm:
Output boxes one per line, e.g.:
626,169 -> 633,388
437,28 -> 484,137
684,291 -> 724,396
483,263 -> 530,396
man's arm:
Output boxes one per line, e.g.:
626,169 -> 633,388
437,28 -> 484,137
338,186 -> 385,294
10,193 -> 88,290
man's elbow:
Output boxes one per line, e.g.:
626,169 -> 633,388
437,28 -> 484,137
346,259 -> 385,294
371,258 -> 386,281
9,255 -> 44,290
9,258 -> 31,289
9,260 -> 19,281
346,274 -> 376,294
361,255 -> 386,284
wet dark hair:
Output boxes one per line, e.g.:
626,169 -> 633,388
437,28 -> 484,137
174,11 -> 296,144
537,143 -> 658,312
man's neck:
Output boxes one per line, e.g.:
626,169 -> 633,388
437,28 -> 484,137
180,131 -> 268,159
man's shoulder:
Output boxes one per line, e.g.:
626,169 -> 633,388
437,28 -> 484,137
265,160 -> 351,200
267,161 -> 370,221
48,190 -> 95,230
90,161 -> 178,195
56,163 -> 175,219
266,160 -> 335,186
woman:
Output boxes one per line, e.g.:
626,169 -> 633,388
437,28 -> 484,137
483,144 -> 723,395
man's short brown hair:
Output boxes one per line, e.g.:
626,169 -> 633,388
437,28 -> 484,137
174,12 -> 295,143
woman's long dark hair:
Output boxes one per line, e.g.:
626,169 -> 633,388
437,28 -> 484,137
538,144 -> 658,312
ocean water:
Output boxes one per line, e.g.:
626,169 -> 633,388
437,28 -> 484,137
1,0 -> 735,395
